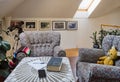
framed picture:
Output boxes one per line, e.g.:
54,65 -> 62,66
9,20 -> 24,33
52,21 -> 66,31
67,21 -> 78,30
101,24 -> 120,30
39,21 -> 51,31
10,20 -> 20,26
24,21 -> 37,30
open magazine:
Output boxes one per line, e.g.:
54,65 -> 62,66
28,60 -> 47,70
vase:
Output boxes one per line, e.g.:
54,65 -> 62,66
93,44 -> 99,49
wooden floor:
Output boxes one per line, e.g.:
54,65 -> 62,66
65,48 -> 79,57
65,48 -> 79,82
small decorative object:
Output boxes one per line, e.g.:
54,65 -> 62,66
38,69 -> 46,78
39,21 -> 51,31
66,21 -> 78,30
52,21 -> 66,31
97,46 -> 117,65
8,60 -> 16,68
14,46 -> 31,61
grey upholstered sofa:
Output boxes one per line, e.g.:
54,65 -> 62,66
76,35 -> 120,82
19,31 -> 66,57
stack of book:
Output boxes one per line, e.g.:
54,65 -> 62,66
47,57 -> 62,72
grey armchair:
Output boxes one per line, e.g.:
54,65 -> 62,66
76,35 -> 120,82
19,31 -> 66,57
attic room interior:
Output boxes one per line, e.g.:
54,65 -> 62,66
0,0 -> 120,82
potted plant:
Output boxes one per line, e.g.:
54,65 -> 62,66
0,36 -> 11,80
90,31 -> 99,48
98,27 -> 107,48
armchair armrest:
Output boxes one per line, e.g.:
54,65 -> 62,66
19,32 -> 31,47
78,48 -> 105,63
89,64 -> 120,81
53,46 -> 66,57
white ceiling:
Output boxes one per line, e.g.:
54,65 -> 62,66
0,0 -> 120,18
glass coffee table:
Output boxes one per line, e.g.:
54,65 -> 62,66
5,57 -> 75,82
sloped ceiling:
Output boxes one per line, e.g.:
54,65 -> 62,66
8,0 -> 82,18
89,0 -> 120,18
0,0 -> 25,18
0,0 -> 120,18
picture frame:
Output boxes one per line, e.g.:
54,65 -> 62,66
66,21 -> 78,30
6,20 -> 25,36
10,20 -> 24,28
24,21 -> 37,30
39,21 -> 51,31
52,21 -> 66,31
10,20 -> 24,32
100,24 -> 120,34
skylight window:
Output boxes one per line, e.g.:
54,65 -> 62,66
73,0 -> 101,18
78,0 -> 94,11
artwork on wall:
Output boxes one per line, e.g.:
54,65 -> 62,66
26,22 -> 35,28
9,20 -> 24,33
10,20 -> 23,27
24,21 -> 37,30
9,19 -> 79,31
101,24 -> 120,30
39,21 -> 51,31
66,21 -> 78,30
52,21 -> 66,31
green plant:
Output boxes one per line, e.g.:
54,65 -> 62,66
90,31 -> 99,45
98,28 -> 120,48
0,36 -> 11,78
98,27 -> 107,48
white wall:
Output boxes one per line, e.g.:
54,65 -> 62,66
59,31 -> 78,49
77,18 -> 100,48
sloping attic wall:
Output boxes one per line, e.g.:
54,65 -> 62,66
77,7 -> 120,48
89,0 -> 120,18
8,0 -> 81,18
0,0 -> 25,18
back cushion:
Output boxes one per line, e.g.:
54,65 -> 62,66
22,31 -> 60,56
102,35 -> 115,54
113,36 -> 120,51
25,31 -> 60,45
